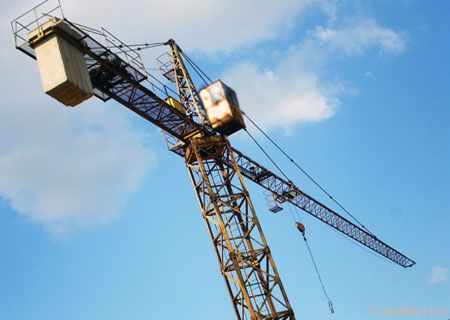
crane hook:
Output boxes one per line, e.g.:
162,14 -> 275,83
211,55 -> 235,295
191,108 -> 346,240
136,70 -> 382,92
295,222 -> 306,235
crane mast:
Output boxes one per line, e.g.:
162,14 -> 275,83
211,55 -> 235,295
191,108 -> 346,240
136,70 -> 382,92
11,3 -> 415,319
186,136 -> 294,319
168,39 -> 294,319
164,39 -> 206,124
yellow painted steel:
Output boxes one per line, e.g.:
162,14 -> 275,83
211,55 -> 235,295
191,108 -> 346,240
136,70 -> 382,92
166,96 -> 185,114
186,136 -> 295,320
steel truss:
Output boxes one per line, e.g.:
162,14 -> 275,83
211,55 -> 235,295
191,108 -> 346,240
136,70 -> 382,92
166,39 -> 206,124
186,136 -> 295,320
228,148 -> 415,268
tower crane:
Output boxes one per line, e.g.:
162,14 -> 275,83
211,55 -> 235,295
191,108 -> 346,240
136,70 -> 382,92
11,2 -> 415,319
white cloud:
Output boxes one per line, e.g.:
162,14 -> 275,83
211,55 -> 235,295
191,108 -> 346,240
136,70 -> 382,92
223,62 -> 336,132
312,18 -> 406,55
364,71 -> 374,79
61,0 -> 313,53
1,8 -> 153,235
221,16 -> 405,131
429,265 -> 448,285
0,99 -> 153,236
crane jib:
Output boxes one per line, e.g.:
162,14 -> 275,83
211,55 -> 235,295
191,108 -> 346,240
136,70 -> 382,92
229,148 -> 416,268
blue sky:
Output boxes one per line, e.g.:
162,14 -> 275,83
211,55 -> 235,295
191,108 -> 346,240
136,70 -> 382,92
0,0 -> 449,319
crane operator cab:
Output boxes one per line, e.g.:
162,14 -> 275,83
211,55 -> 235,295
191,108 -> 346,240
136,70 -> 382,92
199,80 -> 245,136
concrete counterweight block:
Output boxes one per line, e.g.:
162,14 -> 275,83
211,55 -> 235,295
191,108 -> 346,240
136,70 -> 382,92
29,19 -> 93,107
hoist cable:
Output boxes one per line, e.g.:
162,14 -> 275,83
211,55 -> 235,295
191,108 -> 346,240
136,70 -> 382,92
287,203 -> 298,223
242,112 -> 375,237
92,42 -> 165,51
180,50 -> 213,83
288,203 -> 303,229
121,43 -> 165,53
181,54 -> 208,86
121,42 -> 166,47
180,50 -> 213,85
244,128 -> 291,182
301,232 -> 335,314
332,225 -> 398,267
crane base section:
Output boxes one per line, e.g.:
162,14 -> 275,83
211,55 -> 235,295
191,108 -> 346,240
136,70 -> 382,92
29,19 -> 93,107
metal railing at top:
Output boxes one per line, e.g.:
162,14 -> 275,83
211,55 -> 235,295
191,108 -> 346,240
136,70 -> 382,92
10,0 -> 147,82
97,27 -> 148,79
10,0 -> 188,127
11,0 -> 64,58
